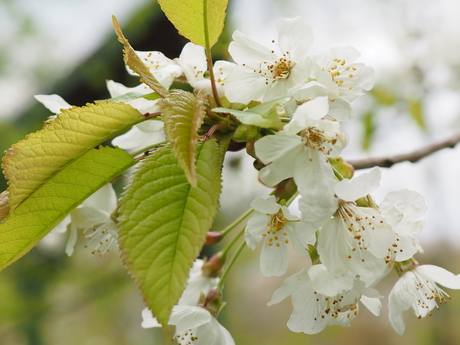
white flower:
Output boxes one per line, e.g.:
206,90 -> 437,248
290,81 -> 354,121
70,183 -> 119,256
169,306 -> 235,345
255,97 -> 347,220
316,168 -> 396,282
34,94 -> 72,114
178,43 -> 235,98
389,264 -> 460,335
225,17 -> 313,103
311,45 -> 375,103
380,189 -> 426,261
127,50 -> 182,89
105,80 -> 165,152
245,195 -> 316,277
268,264 -> 380,334
111,119 -> 165,152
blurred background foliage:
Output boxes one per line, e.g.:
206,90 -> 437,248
1,0 -> 460,344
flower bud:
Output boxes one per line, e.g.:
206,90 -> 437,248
202,252 -> 226,278
205,231 -> 223,245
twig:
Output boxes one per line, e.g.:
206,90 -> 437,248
347,131 -> 460,170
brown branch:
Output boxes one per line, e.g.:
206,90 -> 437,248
346,131 -> 460,170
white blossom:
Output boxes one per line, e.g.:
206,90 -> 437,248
316,168 -> 396,282
311,45 -> 375,103
389,264 -> 460,335
268,264 -> 380,334
127,50 -> 182,89
245,195 -> 316,277
380,189 -> 426,261
225,17 -> 314,103
169,306 -> 235,345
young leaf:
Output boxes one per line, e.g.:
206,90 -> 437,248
118,140 -> 223,328
158,0 -> 229,48
162,89 -> 206,186
2,102 -> 143,213
213,97 -> 289,129
112,16 -> 169,98
0,146 -> 135,271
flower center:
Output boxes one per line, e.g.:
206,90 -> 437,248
263,211 -> 289,247
326,58 -> 358,93
300,127 -> 337,155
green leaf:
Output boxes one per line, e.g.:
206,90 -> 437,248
2,102 -> 143,213
408,99 -> 426,129
105,91 -> 160,104
361,111 -> 375,151
213,97 -> 289,129
162,89 -> 206,186
158,0 -> 228,48
112,16 -> 169,98
0,146 -> 135,271
370,86 -> 397,106
118,140 -> 223,328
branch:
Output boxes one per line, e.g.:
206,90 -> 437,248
346,131 -> 460,170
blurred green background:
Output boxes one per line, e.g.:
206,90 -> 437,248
2,0 -> 460,344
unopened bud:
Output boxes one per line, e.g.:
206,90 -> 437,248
204,287 -> 224,316
205,231 -> 223,246
329,157 -> 354,179
202,252 -> 226,278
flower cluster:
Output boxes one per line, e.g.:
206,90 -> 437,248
35,15 -> 460,340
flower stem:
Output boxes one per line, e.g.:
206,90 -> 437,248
131,141 -> 166,159
220,208 -> 254,238
206,47 -> 222,108
217,234 -> 246,291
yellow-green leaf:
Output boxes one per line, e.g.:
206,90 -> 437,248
112,16 -> 169,98
162,89 -> 206,186
119,140 -> 223,327
2,101 -> 143,213
0,146 -> 135,271
158,0 -> 228,48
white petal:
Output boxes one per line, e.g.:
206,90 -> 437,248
334,167 -> 381,201
249,195 -> 279,214
245,213 -> 270,250
34,94 -> 72,114
65,225 -> 78,256
307,264 -> 354,297
255,131 -> 303,164
141,307 -> 161,328
179,43 -> 207,86
136,119 -> 164,133
225,65 -> 270,103
283,96 -> 329,135
84,183 -> 117,212
276,17 -> 313,61
360,295 -> 382,316
169,306 -> 212,330
418,265 -> 460,289
380,189 -> 427,220
260,239 -> 290,277
229,30 -> 274,68
288,222 -> 317,254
